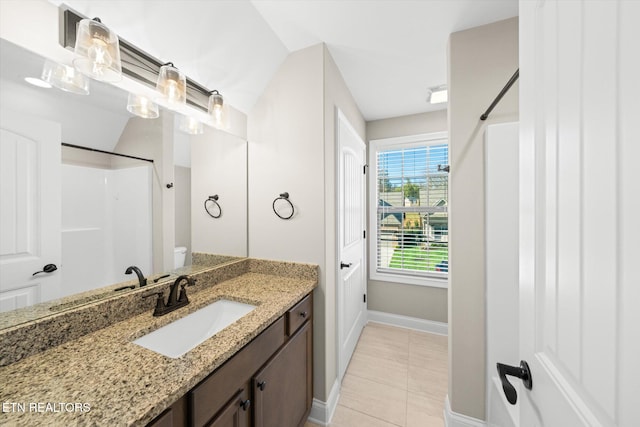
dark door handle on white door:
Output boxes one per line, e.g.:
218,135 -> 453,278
32,264 -> 57,276
497,360 -> 533,405
340,262 -> 352,269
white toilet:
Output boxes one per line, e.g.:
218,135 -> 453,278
174,246 -> 187,268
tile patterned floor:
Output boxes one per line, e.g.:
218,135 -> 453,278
305,322 -> 448,427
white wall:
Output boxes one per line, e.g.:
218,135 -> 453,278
174,166 -> 191,266
448,17 -> 519,421
191,128 -> 247,257
365,110 -> 448,323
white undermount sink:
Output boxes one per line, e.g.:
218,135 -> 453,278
133,299 -> 256,358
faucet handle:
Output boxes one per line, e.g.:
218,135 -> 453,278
178,286 -> 189,304
178,277 -> 196,302
141,289 -> 163,299
142,290 -> 166,313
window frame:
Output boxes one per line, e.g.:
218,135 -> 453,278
368,131 -> 449,288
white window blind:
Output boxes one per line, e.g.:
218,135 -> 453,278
374,139 -> 448,280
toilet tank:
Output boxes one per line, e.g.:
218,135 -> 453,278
174,246 -> 187,269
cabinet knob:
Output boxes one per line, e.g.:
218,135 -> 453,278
299,311 -> 307,318
240,399 -> 251,411
257,381 -> 267,391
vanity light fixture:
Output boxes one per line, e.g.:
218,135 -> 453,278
157,63 -> 187,104
41,60 -> 90,95
179,116 -> 204,135
127,93 -> 159,119
427,85 -> 448,104
73,18 -> 122,82
208,90 -> 229,130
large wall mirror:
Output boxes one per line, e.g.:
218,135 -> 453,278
0,39 -> 248,328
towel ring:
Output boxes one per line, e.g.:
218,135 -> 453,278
204,195 -> 222,218
273,192 -> 294,220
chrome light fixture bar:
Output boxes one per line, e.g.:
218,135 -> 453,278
60,6 -> 211,112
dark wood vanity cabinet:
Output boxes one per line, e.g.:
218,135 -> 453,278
253,321 -> 312,427
205,387 -> 251,427
147,293 -> 313,427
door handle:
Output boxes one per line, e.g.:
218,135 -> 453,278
340,262 -> 352,269
32,264 -> 57,276
496,360 -> 532,405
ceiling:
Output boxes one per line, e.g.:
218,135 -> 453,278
50,0 -> 518,121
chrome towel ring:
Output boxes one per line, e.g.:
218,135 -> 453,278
273,192 -> 294,220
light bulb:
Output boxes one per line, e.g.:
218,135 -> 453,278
156,64 -> 186,104
87,39 -> 112,77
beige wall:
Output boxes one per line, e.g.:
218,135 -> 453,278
248,43 -> 365,403
248,44 -> 327,399
365,110 -> 448,323
448,17 -> 518,420
367,110 -> 447,140
191,128 -> 248,258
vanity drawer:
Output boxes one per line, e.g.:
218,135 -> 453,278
286,294 -> 312,336
190,316 -> 285,427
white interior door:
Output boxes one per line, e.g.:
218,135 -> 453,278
0,109 -> 61,311
517,1 -> 639,425
337,109 -> 366,381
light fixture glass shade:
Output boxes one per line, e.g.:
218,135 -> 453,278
179,116 -> 203,135
41,60 -> 90,95
127,93 -> 159,119
207,90 -> 230,130
157,64 -> 186,104
24,77 -> 52,89
73,18 -> 122,82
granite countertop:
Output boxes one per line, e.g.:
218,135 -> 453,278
0,268 -> 317,426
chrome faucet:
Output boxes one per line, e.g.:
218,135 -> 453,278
142,275 -> 197,317
125,266 -> 147,287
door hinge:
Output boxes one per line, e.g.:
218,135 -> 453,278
363,230 -> 366,239
363,294 -> 367,303
363,164 -> 368,174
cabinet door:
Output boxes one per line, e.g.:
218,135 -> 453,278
146,396 -> 187,427
206,388 -> 251,427
253,321 -> 312,427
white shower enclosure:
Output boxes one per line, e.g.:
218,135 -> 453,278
61,163 -> 153,298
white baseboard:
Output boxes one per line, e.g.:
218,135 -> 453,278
307,379 -> 340,426
367,310 -> 448,335
444,395 -> 486,427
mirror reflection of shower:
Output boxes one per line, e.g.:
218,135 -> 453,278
61,146 -> 153,298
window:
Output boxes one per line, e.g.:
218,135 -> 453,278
369,132 -> 448,287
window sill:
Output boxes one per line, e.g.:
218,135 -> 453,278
370,271 -> 448,288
